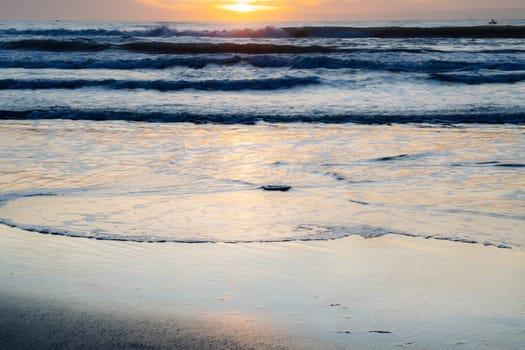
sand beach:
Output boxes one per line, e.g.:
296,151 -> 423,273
1,224 -> 524,349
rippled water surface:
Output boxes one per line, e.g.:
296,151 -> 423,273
0,121 -> 523,248
0,20 -> 524,123
0,20 -> 524,248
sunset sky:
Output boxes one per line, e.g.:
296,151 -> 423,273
1,0 -> 524,21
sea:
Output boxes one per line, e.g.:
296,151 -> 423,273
0,20 -> 524,249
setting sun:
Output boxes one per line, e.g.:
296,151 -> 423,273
219,0 -> 279,13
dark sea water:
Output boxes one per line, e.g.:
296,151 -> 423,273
0,20 -> 524,248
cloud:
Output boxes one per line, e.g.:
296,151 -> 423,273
137,0 -> 195,10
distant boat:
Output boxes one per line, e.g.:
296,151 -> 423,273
489,19 -> 498,25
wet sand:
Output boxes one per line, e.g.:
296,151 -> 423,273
0,292 -> 317,350
1,225 -> 525,349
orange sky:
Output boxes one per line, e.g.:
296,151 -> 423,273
1,0 -> 524,21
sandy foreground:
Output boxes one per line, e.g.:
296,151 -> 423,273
1,225 -> 524,349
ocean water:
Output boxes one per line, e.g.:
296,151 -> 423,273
0,20 -> 524,249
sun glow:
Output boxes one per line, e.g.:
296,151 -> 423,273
137,0 -> 285,20
219,0 -> 279,13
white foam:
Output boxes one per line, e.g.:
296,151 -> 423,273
0,218 -> 515,249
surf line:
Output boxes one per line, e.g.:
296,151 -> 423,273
0,218 -> 514,249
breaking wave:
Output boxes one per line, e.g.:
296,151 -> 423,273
0,76 -> 320,91
0,56 -> 245,70
0,25 -> 291,38
430,72 -> 525,84
1,25 -> 524,38
0,40 -> 334,54
0,218 -> 514,249
282,25 -> 525,38
2,54 -> 524,73
0,39 -> 111,51
1,108 -> 524,124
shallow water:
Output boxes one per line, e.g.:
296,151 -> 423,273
0,121 -> 523,248
0,20 -> 524,248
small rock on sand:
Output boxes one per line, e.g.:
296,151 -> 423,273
261,185 -> 291,192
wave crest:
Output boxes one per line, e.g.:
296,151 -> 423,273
2,25 -> 524,38
430,72 -> 525,84
0,39 -> 110,51
3,54 -> 524,73
0,76 -> 320,91
1,108 -> 524,124
0,218 -> 513,249
0,39 -> 334,54
0,25 -> 291,38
